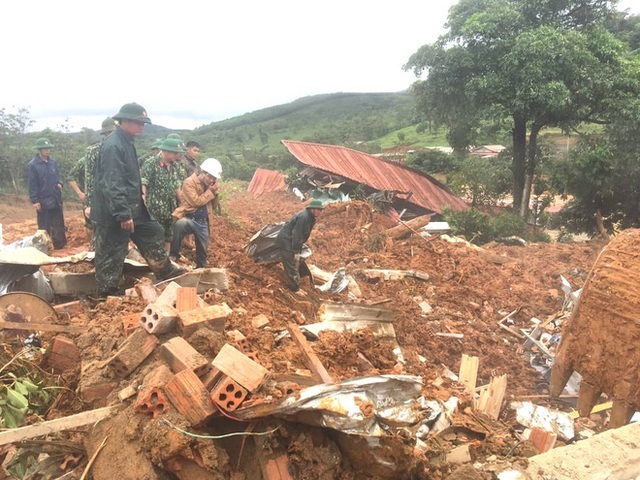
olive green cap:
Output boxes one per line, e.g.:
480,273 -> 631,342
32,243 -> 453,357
152,139 -> 163,149
166,133 -> 182,140
306,199 -> 325,210
100,117 -> 117,134
160,138 -> 186,153
34,137 -> 54,149
112,102 -> 151,124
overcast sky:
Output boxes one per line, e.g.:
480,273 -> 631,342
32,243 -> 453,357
3,0 -> 638,132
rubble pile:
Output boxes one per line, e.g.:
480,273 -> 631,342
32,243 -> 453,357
0,187 -> 614,479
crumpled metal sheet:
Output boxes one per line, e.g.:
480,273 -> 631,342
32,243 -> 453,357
269,375 -> 441,437
243,223 -> 312,263
511,401 -> 575,440
317,268 -> 350,293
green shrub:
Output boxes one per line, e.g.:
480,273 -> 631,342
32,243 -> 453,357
531,231 -> 552,243
443,207 -> 494,244
492,213 -> 529,239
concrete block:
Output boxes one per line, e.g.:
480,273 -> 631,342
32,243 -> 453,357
48,272 -> 97,295
251,314 -> 270,329
140,303 -> 178,335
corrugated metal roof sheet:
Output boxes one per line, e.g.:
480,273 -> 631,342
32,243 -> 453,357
281,140 -> 468,214
247,168 -> 288,196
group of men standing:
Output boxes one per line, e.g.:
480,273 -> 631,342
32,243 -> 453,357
28,102 -> 222,299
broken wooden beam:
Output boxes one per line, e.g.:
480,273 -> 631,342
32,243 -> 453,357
458,354 -> 479,392
385,214 -> 431,239
287,323 -> 333,384
0,321 -> 83,334
0,406 -> 116,446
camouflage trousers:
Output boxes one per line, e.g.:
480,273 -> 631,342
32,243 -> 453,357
94,218 -> 171,296
280,249 -> 301,292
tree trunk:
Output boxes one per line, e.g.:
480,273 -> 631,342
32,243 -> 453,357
520,124 -> 543,218
512,116 -> 527,214
594,209 -> 610,241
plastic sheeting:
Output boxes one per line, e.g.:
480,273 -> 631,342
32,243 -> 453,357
268,375 -> 444,437
243,223 -> 312,263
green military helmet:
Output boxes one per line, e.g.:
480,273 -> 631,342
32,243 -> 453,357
152,139 -> 163,149
166,133 -> 182,141
306,199 -> 325,210
34,137 -> 54,149
100,117 -> 117,135
112,102 -> 151,124
159,137 -> 186,153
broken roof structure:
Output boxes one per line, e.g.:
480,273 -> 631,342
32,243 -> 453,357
247,168 -> 287,197
281,140 -> 468,215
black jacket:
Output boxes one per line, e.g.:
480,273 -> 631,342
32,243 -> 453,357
91,128 -> 149,224
275,208 -> 316,252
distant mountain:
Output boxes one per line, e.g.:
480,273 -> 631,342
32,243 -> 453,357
142,92 -> 418,156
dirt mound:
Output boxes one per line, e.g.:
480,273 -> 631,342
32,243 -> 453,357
553,229 -> 640,413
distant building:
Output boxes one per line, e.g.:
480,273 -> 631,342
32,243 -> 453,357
469,145 -> 506,157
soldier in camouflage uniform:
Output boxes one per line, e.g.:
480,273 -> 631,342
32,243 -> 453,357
138,139 -> 162,167
68,117 -> 116,226
91,103 -> 186,298
141,137 -> 188,251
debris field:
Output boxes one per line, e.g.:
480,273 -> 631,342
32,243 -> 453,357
0,186 -> 612,479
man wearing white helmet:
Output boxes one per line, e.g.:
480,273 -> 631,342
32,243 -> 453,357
170,158 -> 222,268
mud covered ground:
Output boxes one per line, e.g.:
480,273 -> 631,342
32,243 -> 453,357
0,184 -> 606,479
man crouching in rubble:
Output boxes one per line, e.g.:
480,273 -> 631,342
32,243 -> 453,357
275,200 -> 324,293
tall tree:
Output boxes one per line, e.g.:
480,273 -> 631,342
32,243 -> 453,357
404,0 -> 635,217
0,107 -> 34,194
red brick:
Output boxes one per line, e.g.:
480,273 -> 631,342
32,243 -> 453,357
160,337 -> 211,378
175,287 -> 198,312
107,329 -> 159,378
46,336 -> 80,373
121,313 -> 141,336
164,370 -> 217,426
211,376 -> 247,412
134,387 -> 170,419
142,364 -> 175,390
177,304 -> 231,337
212,344 -> 269,393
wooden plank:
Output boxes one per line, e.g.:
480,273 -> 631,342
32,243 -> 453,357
287,324 -> 333,384
0,407 -> 116,446
476,374 -> 507,420
318,302 -> 396,323
0,321 -> 83,334
255,435 -> 294,480
458,354 -> 479,391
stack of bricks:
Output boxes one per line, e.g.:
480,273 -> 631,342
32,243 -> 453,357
119,277 -> 275,424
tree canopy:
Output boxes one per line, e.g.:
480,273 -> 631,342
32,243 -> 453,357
404,0 -> 639,217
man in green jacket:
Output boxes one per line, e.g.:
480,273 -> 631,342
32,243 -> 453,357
275,200 -> 324,292
91,103 -> 186,298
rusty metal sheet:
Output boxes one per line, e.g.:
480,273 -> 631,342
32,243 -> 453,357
247,168 -> 288,196
282,140 -> 468,214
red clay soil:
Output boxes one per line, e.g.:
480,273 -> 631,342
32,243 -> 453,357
554,228 -> 640,408
0,187 -> 606,479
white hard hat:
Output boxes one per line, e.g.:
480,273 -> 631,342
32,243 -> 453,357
200,158 -> 222,179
